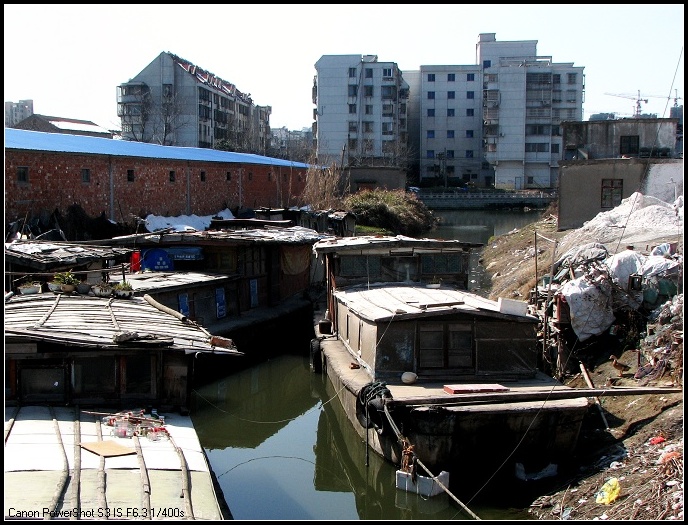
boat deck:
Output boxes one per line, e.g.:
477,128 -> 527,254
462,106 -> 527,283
4,406 -> 227,520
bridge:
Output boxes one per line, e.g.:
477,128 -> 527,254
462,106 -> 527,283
415,190 -> 557,210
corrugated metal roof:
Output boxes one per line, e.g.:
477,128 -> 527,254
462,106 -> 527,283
5,128 -> 310,169
313,234 -> 482,254
4,292 -> 242,356
5,240 -> 133,270
333,283 -> 534,323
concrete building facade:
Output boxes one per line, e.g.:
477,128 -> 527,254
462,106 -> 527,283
313,55 -> 410,170
118,52 -> 271,153
476,33 -> 585,190
5,99 -> 34,127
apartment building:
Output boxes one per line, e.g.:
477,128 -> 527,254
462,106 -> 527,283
477,33 -> 585,189
314,35 -> 585,191
411,64 -> 489,187
313,55 -> 410,169
5,99 -> 34,127
118,52 -> 271,153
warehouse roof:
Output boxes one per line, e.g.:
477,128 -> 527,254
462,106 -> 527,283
5,128 -> 310,169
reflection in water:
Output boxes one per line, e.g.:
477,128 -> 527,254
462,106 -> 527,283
432,209 -> 545,244
192,355 -> 533,520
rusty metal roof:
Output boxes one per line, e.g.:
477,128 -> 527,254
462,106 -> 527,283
313,235 -> 482,255
5,240 -> 133,271
4,292 -> 242,356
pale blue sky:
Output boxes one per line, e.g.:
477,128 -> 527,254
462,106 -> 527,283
4,4 -> 684,131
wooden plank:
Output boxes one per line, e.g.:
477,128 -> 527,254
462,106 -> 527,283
443,383 -> 509,394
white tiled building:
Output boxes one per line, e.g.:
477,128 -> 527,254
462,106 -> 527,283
118,52 -> 271,152
314,34 -> 585,190
313,55 -> 410,169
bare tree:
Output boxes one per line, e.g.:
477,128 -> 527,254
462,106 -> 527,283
298,156 -> 349,211
149,88 -> 191,145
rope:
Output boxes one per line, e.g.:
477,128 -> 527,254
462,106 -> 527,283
381,404 -> 481,520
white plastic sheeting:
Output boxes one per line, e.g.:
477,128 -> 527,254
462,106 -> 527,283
560,276 -> 616,342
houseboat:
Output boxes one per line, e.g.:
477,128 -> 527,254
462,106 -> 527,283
310,236 -> 592,485
80,225 -> 330,362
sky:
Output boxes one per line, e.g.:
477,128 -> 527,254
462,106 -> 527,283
4,4 -> 684,132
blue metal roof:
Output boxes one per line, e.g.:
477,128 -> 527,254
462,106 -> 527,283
5,128 -> 311,169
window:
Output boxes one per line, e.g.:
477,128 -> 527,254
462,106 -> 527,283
418,323 -> 473,370
72,356 -> 116,395
382,104 -> 393,116
127,169 -> 135,182
348,137 -> 357,149
427,108 -> 435,117
226,171 -> 232,181
363,121 -> 373,133
551,144 -> 560,153
428,91 -> 435,99
526,125 -> 549,135
448,91 -> 455,99
553,74 -> 561,84
427,73 -> 435,82
427,150 -> 435,159
365,68 -> 373,78
527,176 -> 534,184
80,168 -> 90,183
466,130 -> 474,138
382,67 -> 392,77
566,90 -> 577,103
483,60 -> 491,68
467,91 -> 475,99
248,172 -> 252,180
466,108 -> 474,116
382,122 -> 393,134
525,143 -> 550,153
466,73 -> 475,81
348,85 -> 358,97
348,67 -> 356,78
447,73 -> 455,82
365,104 -> 373,115
364,85 -> 373,97
349,121 -> 358,132
349,104 -> 357,114
601,179 -> 623,208
448,108 -> 455,117
465,150 -> 474,158
427,130 -> 435,138
17,166 -> 28,183
381,86 -> 396,100
200,171 -> 206,182
551,126 -> 561,136
567,73 -> 577,85
169,170 -> 176,182
447,130 -> 455,139
620,135 -> 640,155
446,150 -> 454,158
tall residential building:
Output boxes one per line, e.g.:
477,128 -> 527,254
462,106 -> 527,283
314,35 -> 584,190
5,99 -> 34,127
118,52 -> 271,152
413,64 -> 488,187
476,33 -> 585,189
313,55 -> 410,169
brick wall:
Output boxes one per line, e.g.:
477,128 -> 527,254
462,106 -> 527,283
5,150 -> 308,226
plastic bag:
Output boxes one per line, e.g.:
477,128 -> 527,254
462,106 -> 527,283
595,477 -> 620,504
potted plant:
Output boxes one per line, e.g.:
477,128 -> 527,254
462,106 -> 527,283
53,271 -> 81,293
18,281 -> 42,295
76,280 -> 92,295
112,281 -> 134,298
92,280 -> 113,297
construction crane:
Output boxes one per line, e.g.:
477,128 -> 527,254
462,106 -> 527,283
604,90 -> 648,118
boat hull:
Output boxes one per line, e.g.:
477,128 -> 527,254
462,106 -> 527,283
318,336 -> 589,476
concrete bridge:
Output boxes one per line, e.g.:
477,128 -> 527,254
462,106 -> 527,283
416,190 -> 556,210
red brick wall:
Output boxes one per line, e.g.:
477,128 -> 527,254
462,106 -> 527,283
5,150 -> 308,225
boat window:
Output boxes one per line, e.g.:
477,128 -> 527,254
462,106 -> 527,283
421,254 -> 464,276
339,255 -> 381,278
124,354 -> 155,395
419,322 -> 474,370
72,356 -> 116,394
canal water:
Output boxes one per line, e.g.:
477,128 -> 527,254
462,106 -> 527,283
191,209 -> 547,520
